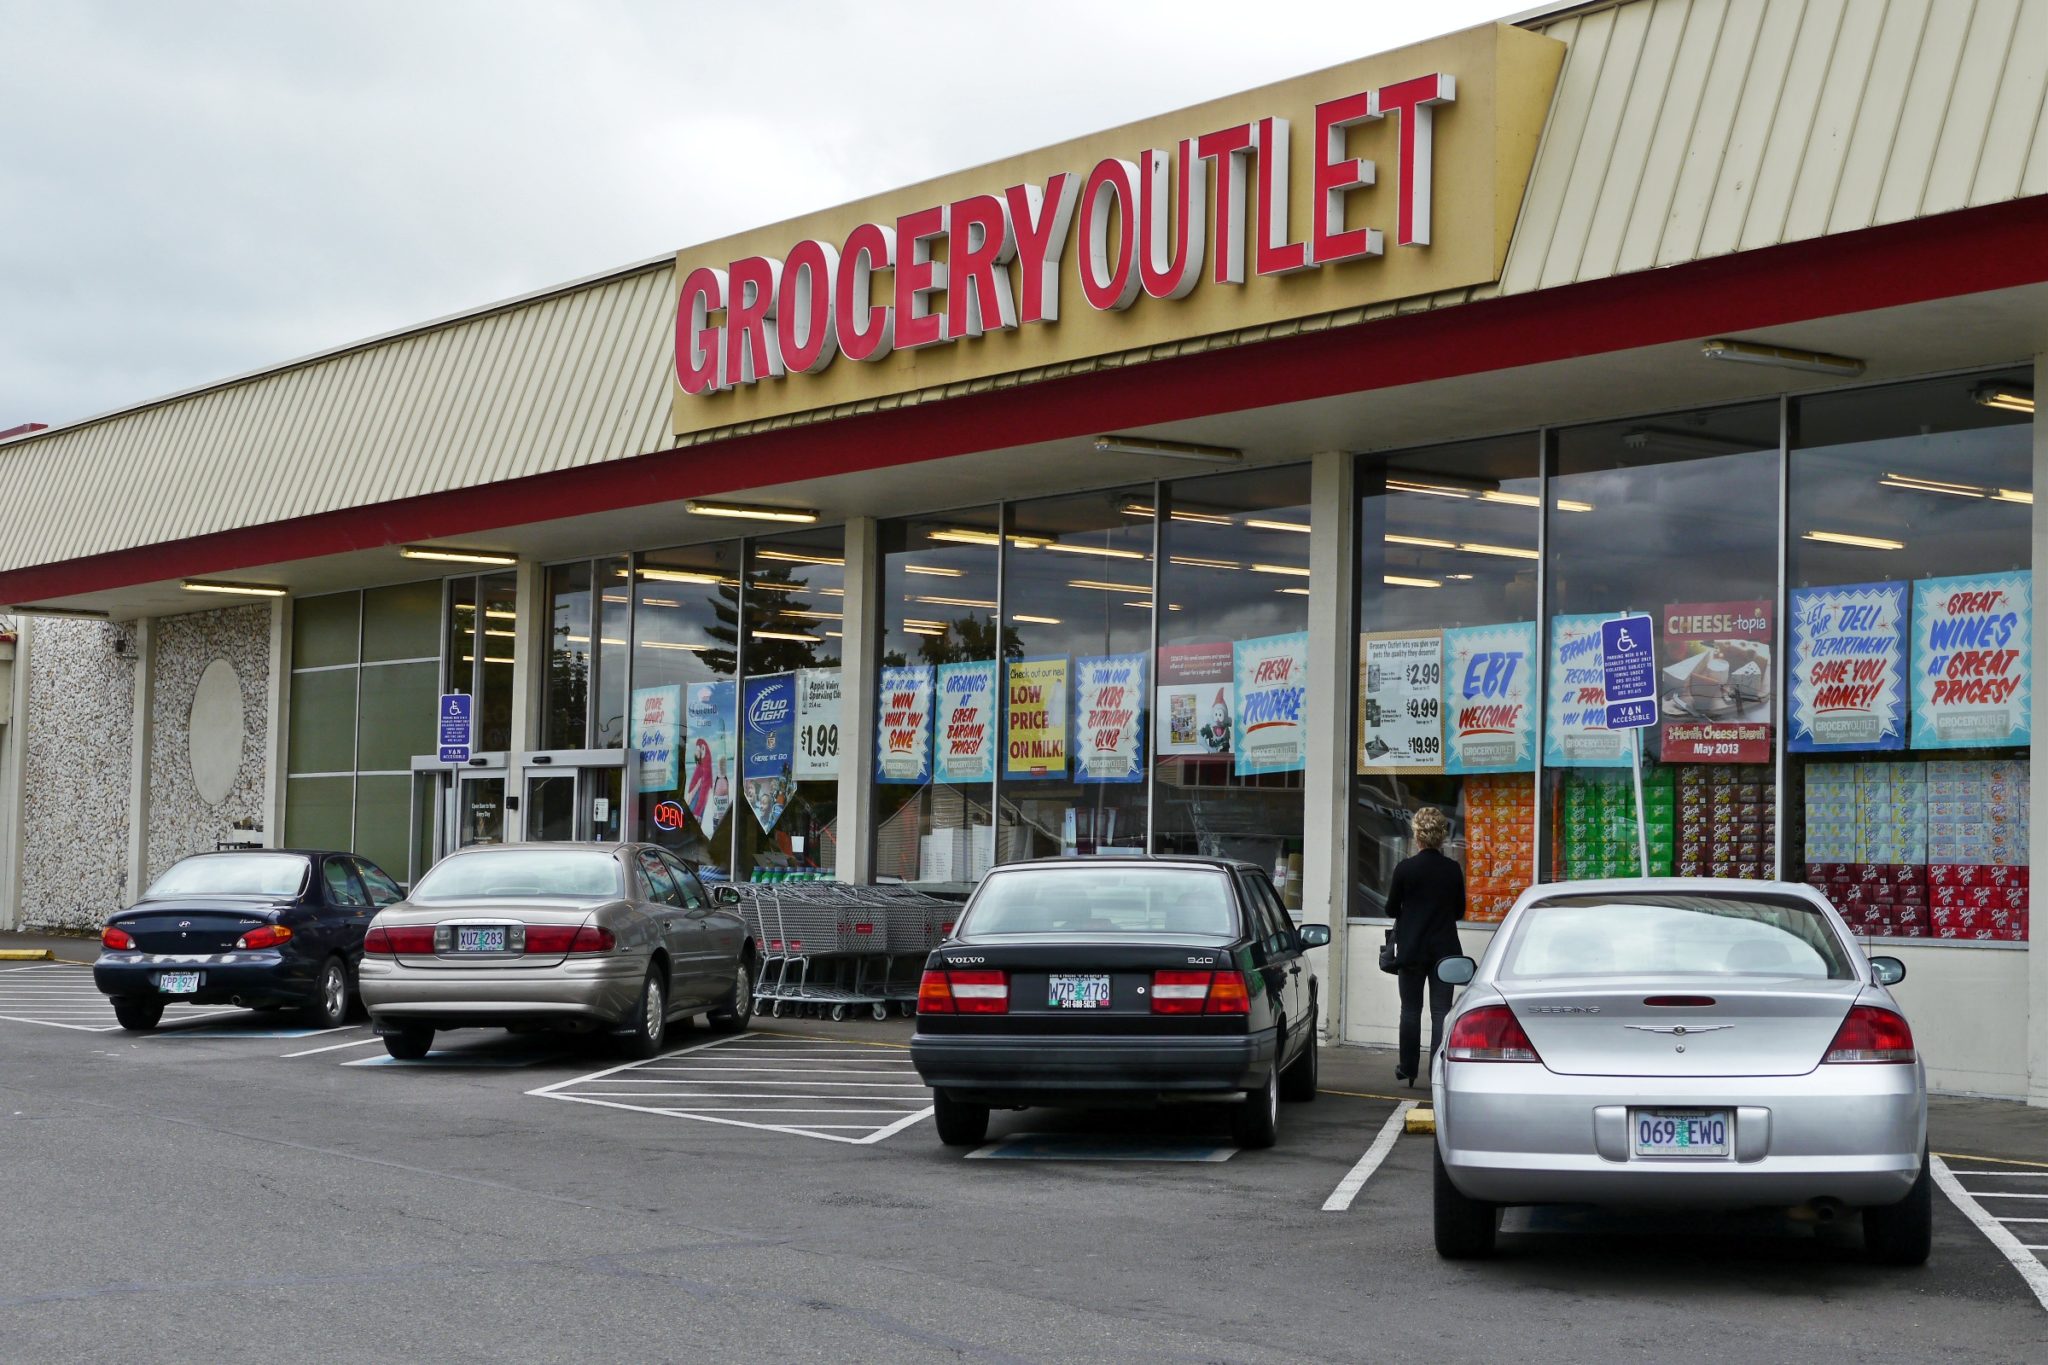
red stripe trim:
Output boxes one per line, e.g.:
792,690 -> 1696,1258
7,197 -> 2047,605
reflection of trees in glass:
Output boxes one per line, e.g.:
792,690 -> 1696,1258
705,563 -> 843,677
920,615 -> 1022,666
546,618 -> 589,747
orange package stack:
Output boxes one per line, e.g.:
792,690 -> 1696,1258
1460,774 -> 1535,923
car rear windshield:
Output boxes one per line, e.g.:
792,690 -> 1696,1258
410,850 -> 620,901
145,854 -> 309,899
960,867 -> 1237,937
1502,893 -> 1854,981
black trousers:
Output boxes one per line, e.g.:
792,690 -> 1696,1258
1398,966 -> 1453,1078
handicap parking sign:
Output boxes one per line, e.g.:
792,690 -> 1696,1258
438,693 -> 473,762
1599,615 -> 1657,731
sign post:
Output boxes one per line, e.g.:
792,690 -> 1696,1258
437,693 -> 473,764
1599,615 -> 1658,877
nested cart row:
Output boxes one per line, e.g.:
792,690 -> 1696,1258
736,883 -> 963,1021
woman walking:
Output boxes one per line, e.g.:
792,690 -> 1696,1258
1385,806 -> 1466,1086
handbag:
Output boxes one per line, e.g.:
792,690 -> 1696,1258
1378,929 -> 1400,975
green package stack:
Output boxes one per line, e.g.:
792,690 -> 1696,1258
1560,766 -> 1675,879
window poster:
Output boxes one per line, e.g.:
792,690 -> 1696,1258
1659,600 -> 1773,763
792,667 -> 842,779
1544,615 -> 1627,768
875,664 -> 933,784
1005,657 -> 1069,779
1442,622 -> 1536,775
934,660 -> 997,784
632,684 -> 683,793
1074,652 -> 1147,784
1912,571 -> 2031,749
1233,631 -> 1308,777
1358,630 -> 1444,773
741,673 -> 797,834
682,680 -> 736,839
1788,582 -> 1907,752
1155,642 -> 1234,758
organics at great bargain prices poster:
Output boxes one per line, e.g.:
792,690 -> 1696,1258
1074,652 -> 1146,783
1659,599 -> 1773,763
1912,571 -> 2031,749
1005,657 -> 1069,779
1788,582 -> 1907,752
1545,615 -> 1627,769
1442,622 -> 1535,775
874,665 -> 933,784
934,660 -> 997,784
1233,632 -> 1308,777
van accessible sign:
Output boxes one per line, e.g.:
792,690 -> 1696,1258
1600,615 -> 1657,731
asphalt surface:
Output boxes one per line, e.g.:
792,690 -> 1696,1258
2,955 -> 2047,1363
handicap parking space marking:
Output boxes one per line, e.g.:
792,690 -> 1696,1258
530,1033 -> 933,1145
0,963 -> 234,1032
149,1020 -> 351,1040
964,1133 -> 1237,1162
1932,1156 -> 2048,1311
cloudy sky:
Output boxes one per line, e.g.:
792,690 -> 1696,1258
3,0 -> 1516,429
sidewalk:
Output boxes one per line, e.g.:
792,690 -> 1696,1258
0,930 -> 98,964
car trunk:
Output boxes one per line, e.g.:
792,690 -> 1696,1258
113,899 -> 288,953
931,934 -> 1247,1035
1498,975 -> 1864,1077
388,898 -> 604,969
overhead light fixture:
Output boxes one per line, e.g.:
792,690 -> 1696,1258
1803,530 -> 1905,551
911,594 -> 997,608
1458,543 -> 1539,561
484,608 -> 517,620
460,655 -> 517,665
1093,435 -> 1242,464
686,500 -> 818,523
1011,613 -> 1061,625
484,629 -> 517,639
1245,517 -> 1311,533
1972,382 -> 2034,414
1067,578 -> 1151,593
1277,586 -> 1312,596
1384,575 -> 1441,588
565,635 -> 629,646
1386,478 -> 1472,500
183,580 -> 287,597
1621,427 -> 1758,459
1170,554 -> 1239,569
781,609 -> 842,620
7,603 -> 111,619
1996,488 -> 2034,505
752,630 -> 819,643
1700,337 -> 1864,376
928,529 -> 1048,548
1040,542 -> 1146,560
1122,599 -> 1155,609
1446,573 -> 1475,580
1122,503 -> 1234,525
902,618 -> 944,629
753,548 -> 844,566
902,564 -> 965,577
641,640 -> 708,652
1879,473 -> 1985,499
638,567 -> 723,585
400,545 -> 518,566
1386,533 -> 1457,550
1249,563 -> 1310,577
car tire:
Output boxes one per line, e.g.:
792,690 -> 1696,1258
1433,1141 -> 1499,1259
382,1025 -> 433,1060
1280,1012 -> 1319,1103
112,998 -> 163,1032
301,956 -> 349,1029
1232,1068 -> 1280,1149
1864,1149 -> 1934,1266
615,967 -> 666,1060
933,1090 -> 989,1148
707,958 -> 754,1035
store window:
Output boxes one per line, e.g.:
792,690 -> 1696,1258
1352,435 -> 1540,920
542,556 -> 630,751
1787,370 -> 2033,943
1153,467 -> 1311,907
873,507 -> 1002,884
1543,403 -> 1780,886
444,571 -> 518,752
629,542 -> 740,876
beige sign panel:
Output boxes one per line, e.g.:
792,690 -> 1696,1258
670,23 -> 1563,437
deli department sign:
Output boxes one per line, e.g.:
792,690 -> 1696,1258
670,23 -> 1562,434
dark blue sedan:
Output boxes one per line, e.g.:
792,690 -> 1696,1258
94,850 -> 405,1031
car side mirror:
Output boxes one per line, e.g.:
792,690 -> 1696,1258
1435,956 -> 1477,986
1296,923 -> 1331,950
1869,955 -> 1906,987
715,885 -> 742,906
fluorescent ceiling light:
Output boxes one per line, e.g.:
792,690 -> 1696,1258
781,609 -> 842,620
928,529 -> 1048,548
1803,530 -> 1905,551
1040,542 -> 1146,560
1011,613 -> 1061,625
484,609 -> 516,620
1170,555 -> 1240,569
183,580 -> 287,597
7,604 -> 110,619
911,594 -> 997,608
1996,488 -> 2034,505
1093,435 -> 1242,464
639,567 -> 723,585
1122,599 -> 1154,608
902,618 -> 944,629
400,545 -> 517,566
1458,543 -> 1539,561
902,564 -> 965,577
752,630 -> 819,643
1384,575 -> 1441,588
1972,382 -> 2034,413
686,499 -> 818,523
564,635 -> 628,646
1122,503 -> 1233,525
1067,579 -> 1151,593
484,629 -> 516,638
1700,337 -> 1864,376
1880,473 -> 1985,499
460,656 -> 517,665
641,640 -> 708,652
753,548 -> 844,566
1446,573 -> 1475,580
1386,533 -> 1457,549
1245,518 -> 1311,533
745,580 -> 826,594
1620,428 -> 1758,460
1277,587 -> 1312,596
1249,563 -> 1311,577
904,625 -> 945,636
1386,478 -> 1472,500
1478,490 -> 1539,507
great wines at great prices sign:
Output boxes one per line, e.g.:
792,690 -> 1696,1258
1913,571 -> 2031,749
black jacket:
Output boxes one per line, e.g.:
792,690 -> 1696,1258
1385,847 -> 1466,971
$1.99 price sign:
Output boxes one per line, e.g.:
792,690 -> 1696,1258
1360,631 -> 1444,773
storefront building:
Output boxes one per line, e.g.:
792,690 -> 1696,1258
4,0 -> 2047,1097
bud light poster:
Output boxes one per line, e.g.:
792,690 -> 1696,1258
741,673 -> 797,834
682,680 -> 735,840
1233,632 -> 1308,777
875,664 -> 933,784
1443,622 -> 1536,775
1912,571 -> 2031,749
1074,652 -> 1146,784
1788,582 -> 1907,752
934,660 -> 996,783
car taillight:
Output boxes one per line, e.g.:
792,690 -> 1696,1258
363,925 -> 434,955
1824,1004 -> 1916,1063
521,924 -> 615,953
1445,1004 -> 1542,1062
234,924 -> 293,950
102,925 -> 135,950
917,969 -> 1007,1014
1149,969 -> 1252,1015
568,924 -> 615,953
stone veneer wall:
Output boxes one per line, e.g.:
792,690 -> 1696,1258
146,606 -> 272,883
20,620 -> 136,930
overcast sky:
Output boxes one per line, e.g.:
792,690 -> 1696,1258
2,0 -> 1516,429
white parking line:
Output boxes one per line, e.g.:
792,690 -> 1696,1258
1322,1101 -> 1416,1213
280,1034 -> 381,1058
1932,1157 -> 2048,1313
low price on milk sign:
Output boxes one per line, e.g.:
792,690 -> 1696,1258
1789,582 -> 1907,752
1912,571 -> 2031,749
1075,652 -> 1146,784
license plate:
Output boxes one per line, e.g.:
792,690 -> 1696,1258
456,926 -> 507,953
159,972 -> 202,995
1047,974 -> 1111,1009
1631,1109 -> 1732,1157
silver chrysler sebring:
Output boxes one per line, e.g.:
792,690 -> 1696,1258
1430,878 -> 1929,1265
358,843 -> 756,1061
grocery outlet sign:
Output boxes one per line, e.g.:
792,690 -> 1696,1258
670,23 -> 1563,435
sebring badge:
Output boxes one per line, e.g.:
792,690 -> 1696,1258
1529,1005 -> 1600,1014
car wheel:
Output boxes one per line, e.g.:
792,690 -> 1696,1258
707,958 -> 754,1035
302,956 -> 349,1029
1232,1068 -> 1280,1149
1864,1149 -> 1933,1266
382,1025 -> 433,1060
112,998 -> 163,1032
1280,1012 -> 1319,1102
615,968 -> 666,1060
933,1090 -> 989,1148
1433,1141 -> 1499,1259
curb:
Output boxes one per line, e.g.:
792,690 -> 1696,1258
0,949 -> 55,961
1405,1106 -> 1436,1135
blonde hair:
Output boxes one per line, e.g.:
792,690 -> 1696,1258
1412,807 -> 1452,850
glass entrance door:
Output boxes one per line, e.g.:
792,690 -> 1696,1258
519,760 -> 624,842
455,772 -> 508,848
526,773 -> 577,841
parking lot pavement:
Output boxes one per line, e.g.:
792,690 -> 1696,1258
0,962 -> 238,1031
